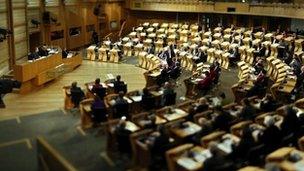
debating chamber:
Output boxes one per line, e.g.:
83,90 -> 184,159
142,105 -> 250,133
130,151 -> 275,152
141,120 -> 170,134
2,0 -> 304,171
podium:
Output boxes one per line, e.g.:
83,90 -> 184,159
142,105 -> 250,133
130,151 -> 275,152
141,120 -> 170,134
139,51 -> 148,68
180,51 -> 188,68
295,39 -> 304,52
207,48 -> 215,64
135,27 -> 143,32
239,46 -> 247,62
243,37 -> 251,49
213,33 -> 222,40
98,47 -> 108,62
143,39 -> 152,50
155,40 -> 164,54
109,49 -> 120,63
87,45 -> 96,60
265,33 -> 273,41
224,28 -> 232,35
180,30 -> 189,43
221,42 -> 230,51
168,35 -> 176,44
123,42 -> 133,57
214,27 -> 222,33
203,31 -> 211,38
254,32 -> 263,39
246,48 -> 255,64
134,43 -> 144,57
223,34 -> 231,42
271,43 -> 279,57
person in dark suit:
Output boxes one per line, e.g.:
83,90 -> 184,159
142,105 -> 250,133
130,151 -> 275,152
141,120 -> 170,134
115,119 -> 132,154
141,88 -> 155,111
168,61 -> 181,79
239,98 -> 257,120
37,46 -> 49,56
281,106 -> 300,137
202,142 -> 235,171
91,78 -> 106,99
259,116 -> 282,152
260,94 -> 279,112
0,78 -> 21,108
70,82 -> 85,108
232,125 -> 257,160
62,48 -> 69,58
92,31 -> 99,45
113,75 -> 127,94
113,91 -> 129,118
162,82 -> 176,106
213,106 -> 234,132
90,96 -> 107,124
195,98 -> 209,113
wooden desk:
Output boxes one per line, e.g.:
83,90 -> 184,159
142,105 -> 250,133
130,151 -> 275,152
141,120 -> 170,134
80,98 -> 94,129
62,53 -> 82,70
159,108 -> 188,121
170,121 -> 202,139
14,53 -> 63,94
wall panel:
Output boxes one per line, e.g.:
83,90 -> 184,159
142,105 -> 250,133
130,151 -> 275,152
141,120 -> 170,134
12,1 -> 28,60
0,0 -> 9,74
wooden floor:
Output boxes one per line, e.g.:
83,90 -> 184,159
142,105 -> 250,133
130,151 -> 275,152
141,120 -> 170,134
0,60 -> 146,120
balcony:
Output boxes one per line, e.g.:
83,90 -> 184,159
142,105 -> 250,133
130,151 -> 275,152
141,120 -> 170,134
128,0 -> 304,19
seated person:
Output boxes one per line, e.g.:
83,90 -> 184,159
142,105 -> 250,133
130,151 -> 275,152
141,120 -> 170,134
281,106 -> 300,137
229,47 -> 240,63
231,125 -> 257,160
197,71 -> 213,94
162,82 -> 176,106
28,49 -> 40,60
259,116 -> 282,152
62,48 -> 69,58
192,118 -> 214,144
70,82 -> 85,107
141,88 -> 155,111
209,61 -> 221,84
37,45 -> 49,56
90,96 -> 107,124
253,59 -> 265,75
113,75 -> 127,94
239,98 -> 257,120
113,91 -> 129,119
91,78 -> 106,99
260,94 -> 279,112
0,79 -> 21,108
168,61 -> 181,80
146,126 -> 171,161
195,97 -> 209,113
114,119 -> 132,154
246,70 -> 268,97
212,106 -> 234,132
202,142 -> 235,171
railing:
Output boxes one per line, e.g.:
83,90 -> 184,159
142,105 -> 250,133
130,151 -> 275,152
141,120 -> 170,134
128,0 -> 304,19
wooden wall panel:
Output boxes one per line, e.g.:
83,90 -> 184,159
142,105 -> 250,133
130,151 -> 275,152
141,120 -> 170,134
83,4 -> 98,45
65,5 -> 85,49
12,1 -> 28,60
45,0 -> 60,7
27,0 -> 40,8
0,0 -> 9,74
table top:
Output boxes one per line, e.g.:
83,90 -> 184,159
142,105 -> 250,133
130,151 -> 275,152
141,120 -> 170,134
171,121 -> 202,138
160,108 -> 188,121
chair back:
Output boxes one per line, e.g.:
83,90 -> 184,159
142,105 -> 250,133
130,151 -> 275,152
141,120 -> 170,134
163,92 -> 176,106
92,107 -> 108,123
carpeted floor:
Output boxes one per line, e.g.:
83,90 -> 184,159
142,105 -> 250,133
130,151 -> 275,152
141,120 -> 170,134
0,109 -> 124,171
